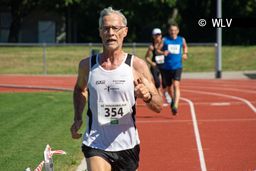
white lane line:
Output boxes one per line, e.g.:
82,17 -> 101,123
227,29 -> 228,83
183,82 -> 256,90
0,84 -> 73,91
210,102 -> 230,106
137,118 -> 256,124
137,101 -> 256,107
183,85 -> 256,94
181,97 -> 207,171
184,89 -> 256,113
76,158 -> 87,171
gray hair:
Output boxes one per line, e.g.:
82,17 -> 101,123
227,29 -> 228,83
99,7 -> 127,28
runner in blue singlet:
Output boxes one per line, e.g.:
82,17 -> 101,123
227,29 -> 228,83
158,23 -> 188,115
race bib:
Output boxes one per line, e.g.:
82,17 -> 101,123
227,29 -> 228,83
155,55 -> 165,64
98,101 -> 131,125
168,44 -> 180,54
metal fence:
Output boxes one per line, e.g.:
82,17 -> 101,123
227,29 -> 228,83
0,42 -> 217,75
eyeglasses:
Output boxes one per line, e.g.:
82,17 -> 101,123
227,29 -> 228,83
100,25 -> 126,33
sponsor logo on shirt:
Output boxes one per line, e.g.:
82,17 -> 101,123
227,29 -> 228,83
113,80 -> 126,84
96,80 -> 106,85
104,85 -> 119,92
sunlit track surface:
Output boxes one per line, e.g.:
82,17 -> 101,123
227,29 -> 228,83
1,75 -> 256,171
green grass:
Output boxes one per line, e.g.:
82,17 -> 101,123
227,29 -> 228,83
183,46 -> 215,72
0,45 -> 255,74
222,46 -> 256,70
0,92 -> 87,171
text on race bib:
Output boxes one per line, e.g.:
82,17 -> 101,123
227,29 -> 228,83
98,102 -> 131,125
155,55 -> 165,64
168,44 -> 181,54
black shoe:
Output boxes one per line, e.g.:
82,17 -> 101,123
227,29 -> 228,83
170,102 -> 178,115
171,107 -> 178,116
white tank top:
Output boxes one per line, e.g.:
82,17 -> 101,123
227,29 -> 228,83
82,53 -> 140,151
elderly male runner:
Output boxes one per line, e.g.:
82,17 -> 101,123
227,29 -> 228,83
71,7 -> 162,171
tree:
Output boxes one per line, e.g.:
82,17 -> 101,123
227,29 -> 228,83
72,0 -> 177,42
0,0 -> 40,42
0,0 -> 80,42
2,0 -> 255,44
176,0 -> 256,44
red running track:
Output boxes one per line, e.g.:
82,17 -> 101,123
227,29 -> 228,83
1,75 -> 256,171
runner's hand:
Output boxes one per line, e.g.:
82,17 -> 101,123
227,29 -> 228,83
70,120 -> 83,139
182,53 -> 188,60
151,62 -> 157,67
134,78 -> 151,102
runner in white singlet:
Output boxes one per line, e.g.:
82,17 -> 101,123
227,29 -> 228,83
71,7 -> 162,171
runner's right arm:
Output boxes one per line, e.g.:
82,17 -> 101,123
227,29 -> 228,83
145,45 -> 156,67
71,58 -> 90,139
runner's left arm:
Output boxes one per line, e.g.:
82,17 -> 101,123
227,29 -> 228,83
182,38 -> 188,60
133,56 -> 162,113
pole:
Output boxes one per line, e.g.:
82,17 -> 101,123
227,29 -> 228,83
43,43 -> 47,75
132,42 -> 136,55
216,0 -> 222,78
